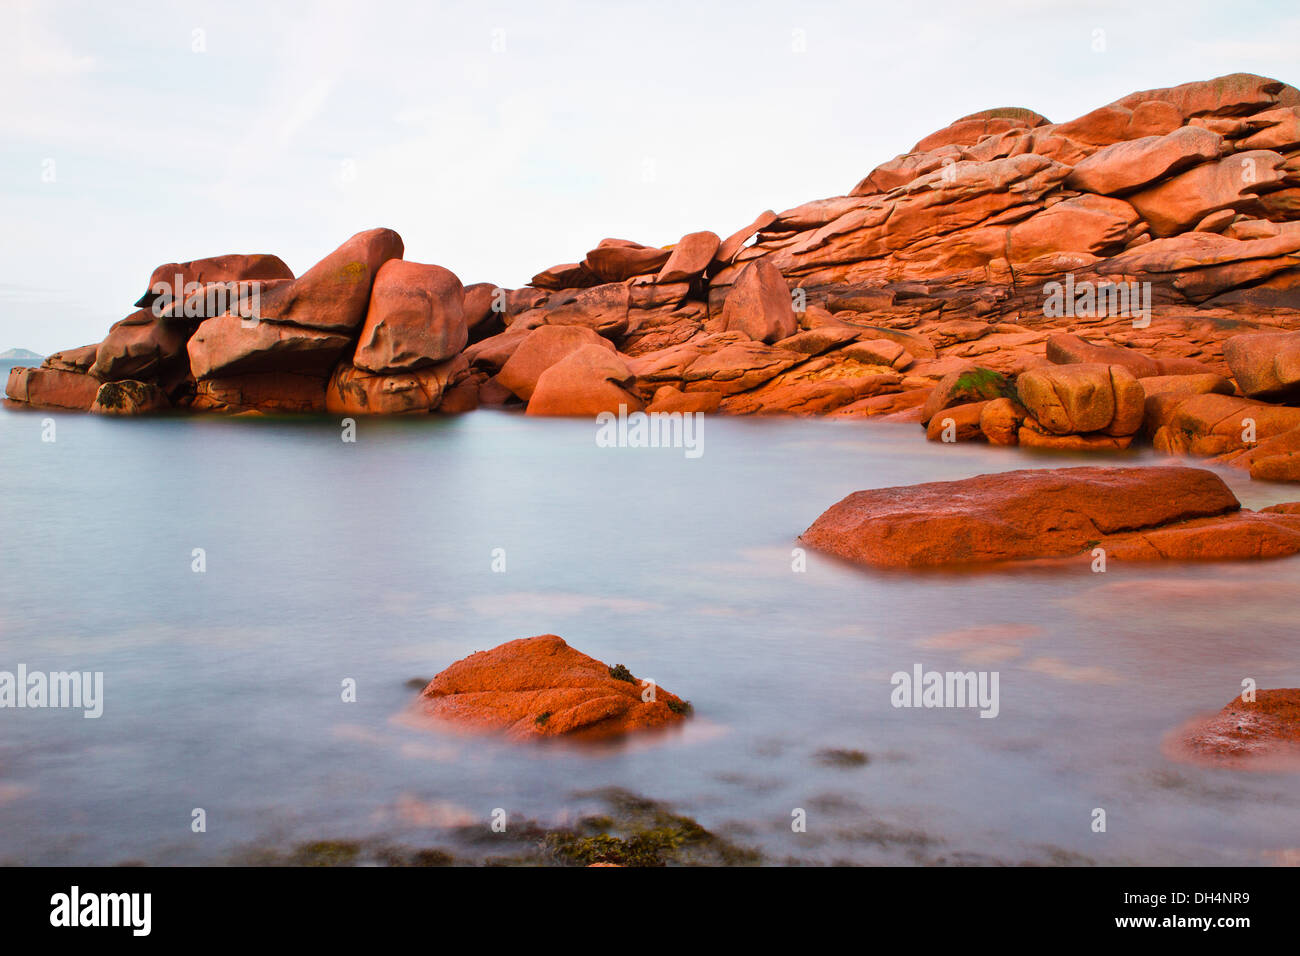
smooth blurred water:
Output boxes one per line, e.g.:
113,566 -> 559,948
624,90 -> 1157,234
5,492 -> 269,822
1,375 -> 1298,865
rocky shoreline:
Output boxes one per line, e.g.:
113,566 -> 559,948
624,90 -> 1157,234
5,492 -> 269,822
5,72 -> 1299,483
11,72 -> 1300,766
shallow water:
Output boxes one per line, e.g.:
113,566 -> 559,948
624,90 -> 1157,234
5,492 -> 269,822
1,384 -> 1298,865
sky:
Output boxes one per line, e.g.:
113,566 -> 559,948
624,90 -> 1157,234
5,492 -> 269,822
2,0 -> 1299,354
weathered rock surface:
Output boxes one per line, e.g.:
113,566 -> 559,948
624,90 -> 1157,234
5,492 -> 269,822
416,634 -> 689,741
352,260 -> 466,373
801,466 -> 1300,569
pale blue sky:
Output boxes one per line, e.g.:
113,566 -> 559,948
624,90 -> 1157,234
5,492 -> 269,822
3,0 -> 1298,353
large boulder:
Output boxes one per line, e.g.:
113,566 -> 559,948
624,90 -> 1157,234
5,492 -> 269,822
801,466 -> 1300,569
720,261 -> 798,343
89,380 -> 169,415
4,366 -> 101,410
134,253 -> 293,310
352,260 -> 466,373
526,345 -> 643,417
582,239 -> 671,283
1152,393 -> 1300,456
542,282 -> 631,337
920,366 -> 1016,425
187,313 -> 352,379
1127,151 -> 1290,236
1063,126 -> 1224,196
1016,363 -> 1145,436
88,308 -> 192,385
1223,330 -> 1300,401
255,227 -> 403,332
657,231 -> 721,283
415,634 -> 690,741
496,325 -> 614,401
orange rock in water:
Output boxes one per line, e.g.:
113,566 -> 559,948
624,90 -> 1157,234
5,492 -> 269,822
1169,689 -> 1300,770
799,465 -> 1300,569
416,635 -> 690,741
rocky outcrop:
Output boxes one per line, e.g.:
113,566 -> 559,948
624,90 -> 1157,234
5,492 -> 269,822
801,466 -> 1300,569
415,634 -> 690,741
7,72 -> 1300,447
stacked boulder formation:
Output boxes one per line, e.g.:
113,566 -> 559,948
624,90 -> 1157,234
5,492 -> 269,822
8,73 -> 1300,478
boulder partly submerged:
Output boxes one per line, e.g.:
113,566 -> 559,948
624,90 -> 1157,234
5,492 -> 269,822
415,635 -> 690,741
801,465 -> 1300,569
1167,689 -> 1300,771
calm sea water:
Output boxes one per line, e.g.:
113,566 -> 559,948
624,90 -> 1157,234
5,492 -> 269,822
2,360 -> 1298,865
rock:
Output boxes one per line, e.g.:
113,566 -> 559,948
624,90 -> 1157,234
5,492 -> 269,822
1127,151 -> 1289,237
89,380 -> 169,415
1251,453 -> 1300,482
325,357 -> 464,415
582,240 -> 671,283
416,634 -> 689,741
714,210 -> 777,266
530,262 -> 597,290
526,345 -> 643,417
1171,688 -> 1300,769
1223,330 -> 1300,401
135,253 -> 293,310
1053,100 -> 1182,146
657,231 -> 720,282
910,107 -> 1048,153
920,366 -> 1014,424
646,386 -> 721,413
542,283 -> 631,337
775,326 -> 861,356
352,260 -> 466,373
256,227 -> 404,332
5,366 -> 101,410
497,325 -> 615,401
1153,393 -> 1300,456
191,373 -> 327,413
88,308 -> 193,386
1045,333 -> 1161,378
1113,73 -> 1295,120
1017,420 -> 1133,450
800,465 -> 1289,569
1064,126 -> 1223,196
187,314 -> 353,379
925,400 -> 989,442
720,261 -> 797,343
42,345 -> 98,373
1017,363 -> 1144,436
679,341 -> 802,395
979,397 -> 1027,445
463,282 -> 503,336
1006,194 -> 1138,261
843,339 -> 912,370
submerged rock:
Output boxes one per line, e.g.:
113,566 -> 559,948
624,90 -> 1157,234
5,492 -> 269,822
1169,689 -> 1300,770
415,634 -> 690,741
